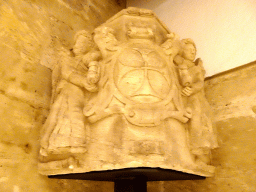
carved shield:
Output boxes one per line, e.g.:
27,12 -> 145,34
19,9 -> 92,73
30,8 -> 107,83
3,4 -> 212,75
114,42 -> 172,104
110,41 -> 176,126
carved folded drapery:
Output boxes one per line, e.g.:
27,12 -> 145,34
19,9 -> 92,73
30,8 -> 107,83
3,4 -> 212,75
39,7 -> 218,177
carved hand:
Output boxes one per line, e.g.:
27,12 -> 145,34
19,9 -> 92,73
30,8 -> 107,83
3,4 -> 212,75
184,107 -> 192,119
169,111 -> 190,123
83,78 -> 98,92
173,55 -> 184,65
87,71 -> 99,84
182,86 -> 193,96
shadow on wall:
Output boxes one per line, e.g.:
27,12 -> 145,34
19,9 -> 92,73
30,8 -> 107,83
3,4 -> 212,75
127,0 -> 167,9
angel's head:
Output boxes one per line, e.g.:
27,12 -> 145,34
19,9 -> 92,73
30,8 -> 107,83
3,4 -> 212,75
181,38 -> 196,61
73,30 -> 94,56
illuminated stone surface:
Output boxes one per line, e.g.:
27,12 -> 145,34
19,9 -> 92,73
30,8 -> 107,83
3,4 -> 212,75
39,7 -> 217,178
1,1 -> 255,191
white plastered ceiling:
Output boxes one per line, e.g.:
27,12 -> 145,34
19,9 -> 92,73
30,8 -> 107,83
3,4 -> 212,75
127,0 -> 256,76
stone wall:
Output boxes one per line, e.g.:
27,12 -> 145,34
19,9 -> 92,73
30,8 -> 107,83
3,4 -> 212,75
0,0 -> 125,191
1,1 -> 256,191
147,61 -> 256,192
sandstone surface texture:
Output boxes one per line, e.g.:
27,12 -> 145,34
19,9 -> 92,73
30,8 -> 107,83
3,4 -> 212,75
0,0 -> 125,191
0,0 -> 255,191
38,7 -> 218,179
147,62 -> 256,192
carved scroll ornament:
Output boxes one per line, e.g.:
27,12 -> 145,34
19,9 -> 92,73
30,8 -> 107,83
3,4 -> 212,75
39,7 -> 218,177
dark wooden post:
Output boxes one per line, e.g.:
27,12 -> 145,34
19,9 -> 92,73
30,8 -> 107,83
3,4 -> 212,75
114,176 -> 147,192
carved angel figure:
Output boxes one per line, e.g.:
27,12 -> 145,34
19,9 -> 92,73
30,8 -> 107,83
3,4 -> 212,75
40,30 -> 101,159
174,38 -> 218,164
38,7 -> 218,177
